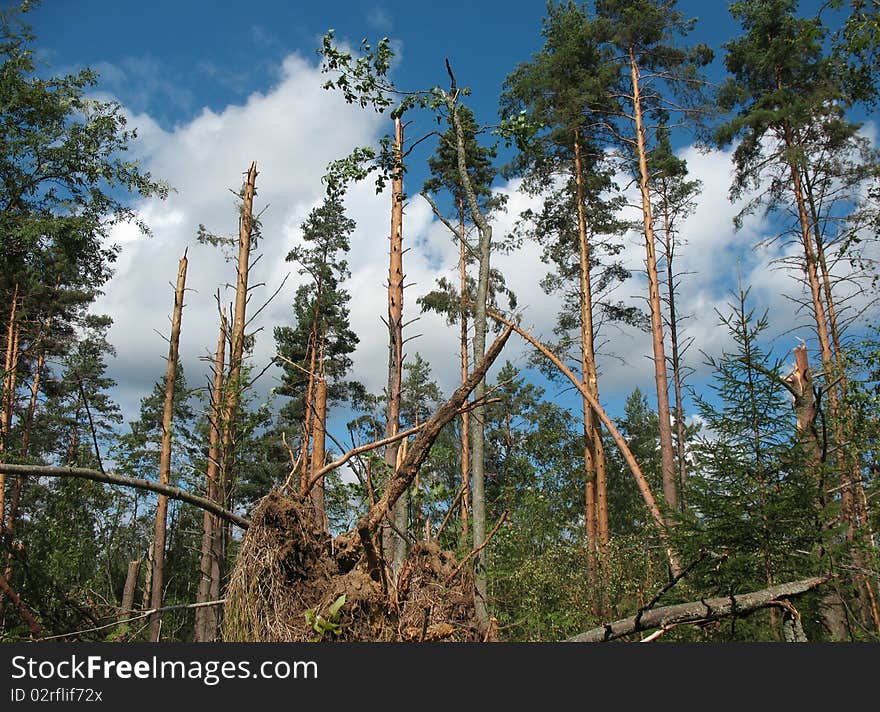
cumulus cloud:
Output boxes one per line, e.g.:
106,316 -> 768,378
94,50 -> 878,439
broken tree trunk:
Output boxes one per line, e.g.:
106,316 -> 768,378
310,375 -> 328,533
354,326 -> 513,580
119,559 -> 141,622
194,311 -> 228,642
214,161 -> 258,626
383,115 -> 406,578
784,344 -> 851,640
149,252 -> 188,643
567,576 -> 827,642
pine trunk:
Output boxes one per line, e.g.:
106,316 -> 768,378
119,559 -> 141,622
148,252 -> 188,642
310,375 -> 328,532
661,199 -> 688,511
573,130 -> 606,584
194,312 -> 227,642
383,117 -> 406,577
458,197 -> 470,545
449,99 -> 493,628
216,161 -> 258,611
629,50 -> 677,512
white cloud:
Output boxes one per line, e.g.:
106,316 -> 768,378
94,52 -> 879,442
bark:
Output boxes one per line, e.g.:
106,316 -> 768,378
784,345 -> 851,640
660,194 -> 688,511
119,559 -> 141,622
356,326 -> 512,578
803,171 -> 879,631
310,375 -> 328,533
299,336 -> 317,492
458,196 -> 470,545
383,116 -> 406,578
629,49 -> 677,511
0,463 -> 250,529
0,569 -> 40,636
214,161 -> 257,624
567,576 -> 827,642
149,252 -> 188,643
445,80 -> 493,628
194,312 -> 227,642
487,309 -> 682,576
0,282 -> 18,455
574,130 -> 607,583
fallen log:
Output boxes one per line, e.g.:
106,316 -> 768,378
567,576 -> 828,642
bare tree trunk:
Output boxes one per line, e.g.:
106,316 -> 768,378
660,198 -> 688,511
148,252 -> 188,642
194,312 -> 227,642
0,569 -> 40,636
383,116 -> 406,578
299,335 -> 317,493
215,161 -> 258,618
573,131 -> 607,587
0,283 -> 18,457
629,50 -> 677,512
444,89 -> 494,628
458,196 -> 470,545
119,559 -> 141,622
310,375 -> 328,533
803,171 -> 879,631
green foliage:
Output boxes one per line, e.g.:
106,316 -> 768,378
274,195 -> 360,430
304,594 -> 346,641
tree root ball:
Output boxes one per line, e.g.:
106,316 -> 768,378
222,491 -> 482,642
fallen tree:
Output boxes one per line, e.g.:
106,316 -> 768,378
0,464 -> 250,530
222,325 -> 514,641
567,576 -> 828,642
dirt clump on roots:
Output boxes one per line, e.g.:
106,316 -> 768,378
222,491 -> 482,642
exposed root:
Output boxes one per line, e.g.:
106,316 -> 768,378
223,491 -> 482,642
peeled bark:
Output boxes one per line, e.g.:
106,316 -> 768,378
629,50 -> 677,512
383,116 -> 406,577
310,375 -> 328,532
149,252 -> 188,642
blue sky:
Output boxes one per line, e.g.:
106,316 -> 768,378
16,0 -> 873,438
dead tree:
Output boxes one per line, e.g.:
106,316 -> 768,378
148,252 -> 188,642
567,576 -> 827,642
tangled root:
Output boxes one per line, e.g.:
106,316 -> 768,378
223,491 -> 482,642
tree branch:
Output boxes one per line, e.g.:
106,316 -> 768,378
0,464 -> 250,530
484,308 -> 681,576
